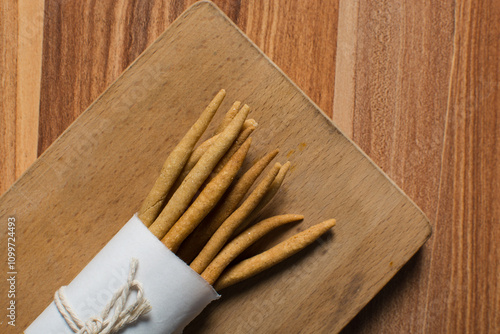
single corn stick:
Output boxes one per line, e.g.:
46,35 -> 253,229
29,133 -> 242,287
165,134 -> 220,203
234,161 -> 291,235
210,125 -> 255,178
190,163 -> 281,273
182,118 -> 253,178
138,89 -> 226,226
177,149 -> 279,262
244,118 -> 258,128
168,119 -> 255,201
183,135 -> 220,174
201,214 -> 304,284
214,219 -> 336,290
149,104 -> 250,239
214,101 -> 241,135
198,119 -> 255,182
162,137 -> 252,252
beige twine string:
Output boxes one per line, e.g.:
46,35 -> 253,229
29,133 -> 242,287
54,258 -> 152,334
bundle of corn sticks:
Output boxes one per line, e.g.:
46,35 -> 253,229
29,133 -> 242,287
138,89 -> 335,290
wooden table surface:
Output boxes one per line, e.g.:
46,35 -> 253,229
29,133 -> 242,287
1,0 -> 498,333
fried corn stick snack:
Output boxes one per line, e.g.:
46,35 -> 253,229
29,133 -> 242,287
209,123 -> 256,179
149,104 -> 250,239
201,214 -> 304,284
140,91 -> 336,293
28,90 -> 339,334
175,135 -> 220,185
214,219 -> 336,290
162,137 -> 252,252
190,163 -> 281,273
177,149 -> 279,262
169,118 -> 256,200
235,161 -> 291,236
138,89 -> 226,226
214,101 -> 241,135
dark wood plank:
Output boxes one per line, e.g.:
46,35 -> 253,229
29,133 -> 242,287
338,0 -> 500,333
335,0 -> 455,222
38,0 -> 338,154
336,3 -> 455,331
0,0 -> 18,193
424,1 -> 500,332
0,0 -> 43,195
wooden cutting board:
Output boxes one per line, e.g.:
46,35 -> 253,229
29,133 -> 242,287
0,2 -> 430,333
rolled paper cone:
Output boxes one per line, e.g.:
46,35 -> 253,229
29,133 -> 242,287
25,215 -> 219,334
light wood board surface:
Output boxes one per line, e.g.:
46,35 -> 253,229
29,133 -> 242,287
0,2 -> 429,333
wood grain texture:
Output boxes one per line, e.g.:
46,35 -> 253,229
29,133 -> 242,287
0,2 -> 429,333
335,0 -> 455,222
336,0 -> 500,333
424,1 -> 500,331
2,0 -> 498,332
0,0 -> 43,194
38,0 -> 338,154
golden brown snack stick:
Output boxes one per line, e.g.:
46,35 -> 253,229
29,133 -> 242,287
183,135 -> 220,175
234,161 -> 291,235
164,134 -> 220,203
201,214 -> 304,284
138,89 -> 226,226
214,101 -> 241,135
244,118 -> 258,128
204,120 -> 255,179
168,119 -> 255,201
210,125 -> 256,178
190,163 -> 281,273
177,149 -> 279,263
214,219 -> 336,290
149,104 -> 250,239
161,137 -> 252,252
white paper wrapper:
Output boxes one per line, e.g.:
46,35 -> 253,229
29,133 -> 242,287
26,215 -> 220,334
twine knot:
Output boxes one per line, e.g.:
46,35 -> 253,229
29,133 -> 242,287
54,258 -> 152,334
